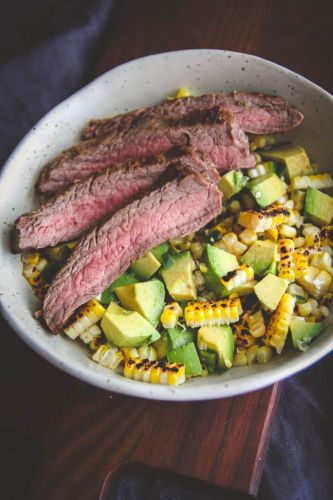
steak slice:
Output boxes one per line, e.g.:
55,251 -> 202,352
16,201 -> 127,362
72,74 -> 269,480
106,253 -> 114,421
14,148 -> 219,252
36,106 -> 254,195
43,165 -> 222,332
82,91 -> 304,139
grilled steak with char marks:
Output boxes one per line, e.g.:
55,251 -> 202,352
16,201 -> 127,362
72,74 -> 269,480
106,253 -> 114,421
43,163 -> 222,332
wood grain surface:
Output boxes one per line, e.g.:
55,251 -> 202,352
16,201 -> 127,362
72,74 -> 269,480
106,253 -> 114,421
1,0 -> 332,499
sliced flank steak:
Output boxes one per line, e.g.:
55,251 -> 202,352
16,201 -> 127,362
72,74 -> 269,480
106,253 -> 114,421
82,91 -> 304,140
36,106 -> 254,195
43,164 -> 222,332
14,148 -> 219,252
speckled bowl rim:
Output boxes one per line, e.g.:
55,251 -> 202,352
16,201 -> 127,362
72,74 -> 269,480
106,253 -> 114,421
1,49 -> 333,401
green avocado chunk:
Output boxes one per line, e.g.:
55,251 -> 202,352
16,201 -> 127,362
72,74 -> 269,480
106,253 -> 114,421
240,240 -> 278,275
254,274 -> 288,311
100,272 -> 139,305
167,342 -> 202,377
305,187 -> 333,226
161,251 -> 197,300
101,302 -> 160,347
200,350 -> 217,374
219,170 -> 247,199
198,326 -> 234,370
130,252 -> 161,280
166,325 -> 194,350
247,173 -> 287,207
203,244 -> 239,296
150,242 -> 169,262
290,318 -> 324,350
115,280 -> 165,327
260,143 -> 313,180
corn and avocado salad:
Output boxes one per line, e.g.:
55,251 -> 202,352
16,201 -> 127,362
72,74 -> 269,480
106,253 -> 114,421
21,135 -> 333,387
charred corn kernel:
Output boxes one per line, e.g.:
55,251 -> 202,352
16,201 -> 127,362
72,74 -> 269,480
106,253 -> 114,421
92,344 -> 124,370
293,248 -> 309,278
220,265 -> 254,292
286,209 -> 303,228
121,347 -> 139,359
124,359 -> 186,385
248,311 -> 266,337
89,335 -> 104,351
290,173 -> 333,191
238,206 -> 290,232
293,236 -> 306,248
278,239 -> 295,281
284,200 -> 295,210
287,283 -> 308,299
277,194 -> 289,204
246,345 -> 260,365
79,324 -> 101,344
160,302 -> 183,328
279,224 -> 297,238
22,264 -> 40,279
291,190 -> 306,211
137,345 -> 157,361
319,305 -> 330,317
190,241 -> 204,260
185,297 -> 242,328
63,299 -> 106,339
233,352 -> 248,366
239,228 -> 257,246
176,86 -> 191,98
233,240 -> 248,255
21,252 -> 40,265
264,293 -> 296,353
199,263 -> 208,273
265,227 -> 279,241
303,225 -> 321,247
229,199 -> 241,213
233,324 -> 255,348
319,226 -> 333,247
311,252 -> 332,271
223,232 -> 238,248
297,266 -> 332,299
207,222 -> 228,236
257,345 -> 273,364
297,301 -> 313,317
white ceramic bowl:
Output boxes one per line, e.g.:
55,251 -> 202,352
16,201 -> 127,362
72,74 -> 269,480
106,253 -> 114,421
1,50 -> 332,401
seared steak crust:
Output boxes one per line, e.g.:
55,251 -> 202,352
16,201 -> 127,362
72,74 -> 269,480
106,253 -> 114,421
43,165 -> 222,332
82,91 -> 304,139
37,106 -> 254,195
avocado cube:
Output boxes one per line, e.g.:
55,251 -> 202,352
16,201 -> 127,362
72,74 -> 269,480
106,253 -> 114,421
254,274 -> 288,311
115,280 -> 165,327
200,350 -> 218,374
161,251 -> 197,300
248,173 -> 287,207
101,272 -> 138,305
130,252 -> 161,280
101,302 -> 160,347
240,240 -> 278,275
305,187 -> 333,226
150,242 -> 169,262
261,143 -> 313,180
203,244 -> 239,296
290,318 -> 324,350
167,342 -> 202,377
219,170 -> 247,199
197,326 -> 234,369
166,325 -> 194,350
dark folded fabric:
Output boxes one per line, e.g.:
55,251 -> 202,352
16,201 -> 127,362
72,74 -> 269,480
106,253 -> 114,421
1,2 -> 332,499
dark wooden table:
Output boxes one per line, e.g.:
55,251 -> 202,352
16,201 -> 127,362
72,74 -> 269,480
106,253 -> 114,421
1,1 -> 332,499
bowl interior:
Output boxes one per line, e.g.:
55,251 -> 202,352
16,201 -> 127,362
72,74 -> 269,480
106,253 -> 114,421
0,49 -> 332,400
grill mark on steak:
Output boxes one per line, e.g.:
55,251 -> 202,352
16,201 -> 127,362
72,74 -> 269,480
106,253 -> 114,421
82,91 -> 304,139
36,106 -> 254,195
43,164 -> 222,332
14,148 -> 219,252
